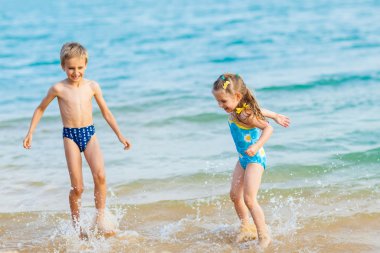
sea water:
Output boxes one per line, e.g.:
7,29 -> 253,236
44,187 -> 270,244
0,0 -> 379,252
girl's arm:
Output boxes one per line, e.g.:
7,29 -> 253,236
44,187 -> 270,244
245,117 -> 273,157
261,108 -> 290,128
93,82 -> 131,150
23,86 -> 58,149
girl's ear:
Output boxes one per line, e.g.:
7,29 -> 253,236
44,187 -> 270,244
235,92 -> 243,101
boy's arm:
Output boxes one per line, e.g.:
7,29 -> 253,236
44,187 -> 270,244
23,86 -> 58,149
261,108 -> 290,128
245,117 -> 273,157
93,82 -> 131,150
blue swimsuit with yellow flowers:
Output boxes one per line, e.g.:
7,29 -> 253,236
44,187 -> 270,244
228,119 -> 267,170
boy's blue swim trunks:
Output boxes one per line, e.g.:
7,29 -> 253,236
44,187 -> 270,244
228,119 -> 266,170
63,124 -> 95,152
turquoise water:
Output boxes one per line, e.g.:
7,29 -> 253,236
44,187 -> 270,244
1,0 -> 380,252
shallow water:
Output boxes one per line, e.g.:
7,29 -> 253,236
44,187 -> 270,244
1,0 -> 380,252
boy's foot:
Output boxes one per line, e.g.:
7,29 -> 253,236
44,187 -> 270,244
92,211 -> 117,238
93,227 -> 117,238
258,231 -> 271,248
73,225 -> 88,240
102,230 -> 116,238
79,229 -> 89,240
236,223 -> 257,243
91,224 -> 117,238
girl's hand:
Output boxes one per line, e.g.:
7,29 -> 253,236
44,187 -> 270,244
23,134 -> 32,149
245,144 -> 259,157
119,136 -> 132,150
274,113 -> 290,128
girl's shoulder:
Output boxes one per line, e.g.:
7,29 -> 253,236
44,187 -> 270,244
229,112 -> 256,129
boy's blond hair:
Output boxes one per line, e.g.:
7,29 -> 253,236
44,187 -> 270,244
60,42 -> 88,66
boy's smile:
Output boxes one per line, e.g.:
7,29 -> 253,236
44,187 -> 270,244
62,56 -> 87,84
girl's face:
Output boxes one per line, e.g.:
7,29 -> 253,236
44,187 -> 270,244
213,89 -> 242,113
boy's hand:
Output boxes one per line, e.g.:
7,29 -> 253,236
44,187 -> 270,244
23,134 -> 32,149
245,144 -> 259,157
119,137 -> 131,150
274,113 -> 290,128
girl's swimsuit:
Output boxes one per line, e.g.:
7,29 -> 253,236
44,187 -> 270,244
63,124 -> 95,152
228,119 -> 266,170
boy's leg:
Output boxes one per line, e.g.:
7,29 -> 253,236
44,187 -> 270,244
83,135 -> 115,235
243,163 -> 270,248
63,138 -> 84,226
83,135 -> 106,211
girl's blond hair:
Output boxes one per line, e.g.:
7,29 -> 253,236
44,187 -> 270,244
213,73 -> 265,122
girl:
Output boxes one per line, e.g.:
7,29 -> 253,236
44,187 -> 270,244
212,73 -> 289,248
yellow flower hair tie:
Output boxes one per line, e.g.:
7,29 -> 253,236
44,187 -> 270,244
223,80 -> 230,90
236,103 -> 249,114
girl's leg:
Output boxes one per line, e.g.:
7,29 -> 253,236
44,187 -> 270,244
63,138 -> 84,228
230,161 -> 257,242
83,135 -> 115,235
230,161 -> 250,225
243,163 -> 271,248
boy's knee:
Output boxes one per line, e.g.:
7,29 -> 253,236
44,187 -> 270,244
93,171 -> 106,185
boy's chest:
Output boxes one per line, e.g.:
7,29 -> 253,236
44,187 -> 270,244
59,85 -> 94,105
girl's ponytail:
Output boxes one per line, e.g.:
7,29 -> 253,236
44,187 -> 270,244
235,78 -> 265,121
243,88 -> 265,120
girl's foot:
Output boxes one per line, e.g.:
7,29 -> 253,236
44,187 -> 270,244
236,223 -> 257,243
258,231 -> 271,248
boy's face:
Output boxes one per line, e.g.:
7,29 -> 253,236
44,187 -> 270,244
213,90 -> 242,113
62,56 -> 87,83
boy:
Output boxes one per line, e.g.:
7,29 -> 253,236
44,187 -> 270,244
23,42 -> 131,237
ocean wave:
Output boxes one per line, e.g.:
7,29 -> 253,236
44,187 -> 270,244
0,114 -> 61,128
348,43 -> 380,49
1,197 -> 379,252
27,59 -> 60,67
209,56 -> 262,63
143,112 -> 225,126
259,71 -> 380,91
113,171 -> 230,195
1,104 -> 220,128
2,33 -> 50,42
266,164 -> 332,183
334,147 -> 380,164
111,162 -> 367,202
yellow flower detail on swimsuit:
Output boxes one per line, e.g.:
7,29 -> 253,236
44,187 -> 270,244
236,103 -> 249,114
244,134 -> 251,143
259,148 -> 265,156
223,80 -> 230,89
